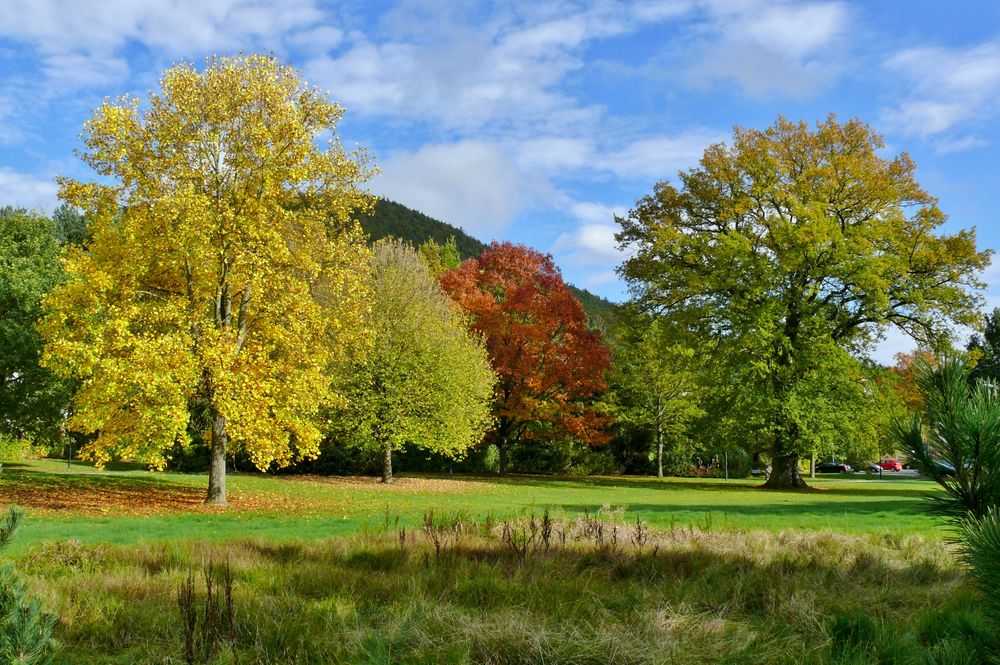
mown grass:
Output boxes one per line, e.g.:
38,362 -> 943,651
23,512 -> 992,664
0,459 -> 948,555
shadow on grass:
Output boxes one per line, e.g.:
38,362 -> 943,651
544,499 -> 934,525
419,472 -> 937,499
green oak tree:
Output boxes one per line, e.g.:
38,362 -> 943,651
618,116 -> 989,489
0,207 -> 71,447
335,240 -> 495,483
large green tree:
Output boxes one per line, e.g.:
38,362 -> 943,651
0,207 -> 71,446
618,116 -> 989,489
335,240 -> 495,483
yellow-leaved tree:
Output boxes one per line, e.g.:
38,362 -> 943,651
40,55 -> 374,504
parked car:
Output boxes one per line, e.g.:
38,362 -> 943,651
877,459 -> 902,471
934,460 -> 957,477
816,462 -> 853,474
867,463 -> 883,474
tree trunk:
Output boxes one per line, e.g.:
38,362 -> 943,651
498,437 -> 509,477
382,446 -> 394,484
656,423 -> 664,479
205,407 -> 227,505
655,395 -> 664,479
763,451 -> 810,490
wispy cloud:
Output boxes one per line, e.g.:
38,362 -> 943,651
882,40 -> 1000,149
0,168 -> 58,212
372,140 -> 538,238
685,0 -> 851,98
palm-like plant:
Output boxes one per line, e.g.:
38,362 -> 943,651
893,356 -> 1000,518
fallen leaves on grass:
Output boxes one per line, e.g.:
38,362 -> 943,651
0,471 -> 494,518
0,474 -> 204,516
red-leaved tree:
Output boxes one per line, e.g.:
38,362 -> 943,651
440,242 -> 612,474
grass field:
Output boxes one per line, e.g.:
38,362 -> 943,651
0,459 -> 949,555
4,459 -> 992,664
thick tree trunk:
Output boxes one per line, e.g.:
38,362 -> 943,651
382,446 -> 394,484
205,408 -> 227,505
763,451 -> 810,490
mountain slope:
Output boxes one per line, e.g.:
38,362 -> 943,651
356,198 -> 620,330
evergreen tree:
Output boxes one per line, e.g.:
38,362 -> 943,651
0,507 -> 59,664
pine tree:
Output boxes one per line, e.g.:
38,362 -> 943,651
0,507 -> 59,664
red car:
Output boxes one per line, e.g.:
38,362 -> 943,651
877,459 -> 902,471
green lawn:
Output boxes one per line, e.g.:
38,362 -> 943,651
4,459 -> 989,664
0,458 -> 948,554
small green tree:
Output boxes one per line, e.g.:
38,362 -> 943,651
0,507 -> 59,664
611,315 -> 703,478
335,240 -> 495,483
50,204 -> 88,247
417,235 -> 462,276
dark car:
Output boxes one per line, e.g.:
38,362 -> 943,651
816,462 -> 853,474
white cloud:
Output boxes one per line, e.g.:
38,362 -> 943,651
515,137 -> 593,173
372,141 -> 533,237
882,41 -> 1000,147
0,0 -> 325,57
551,201 -> 633,289
599,129 -> 723,179
304,2 -> 696,133
0,0 -> 331,101
554,222 -> 625,263
0,168 -> 59,212
287,25 -> 344,56
688,0 -> 850,97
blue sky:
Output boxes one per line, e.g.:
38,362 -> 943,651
1,0 -> 998,361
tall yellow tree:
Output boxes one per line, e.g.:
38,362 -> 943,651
40,55 -> 374,504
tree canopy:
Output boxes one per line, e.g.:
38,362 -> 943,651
40,55 -> 374,503
334,240 -> 495,482
0,207 -> 71,444
441,242 -> 612,474
618,115 -> 990,488
610,314 -> 704,478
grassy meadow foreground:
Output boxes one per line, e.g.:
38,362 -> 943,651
1,461 -> 993,663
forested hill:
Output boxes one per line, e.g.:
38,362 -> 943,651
356,198 -> 620,331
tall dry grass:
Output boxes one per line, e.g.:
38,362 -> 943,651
19,510 -> 992,664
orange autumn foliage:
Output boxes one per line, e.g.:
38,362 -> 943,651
440,242 -> 611,471
889,350 -> 937,412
